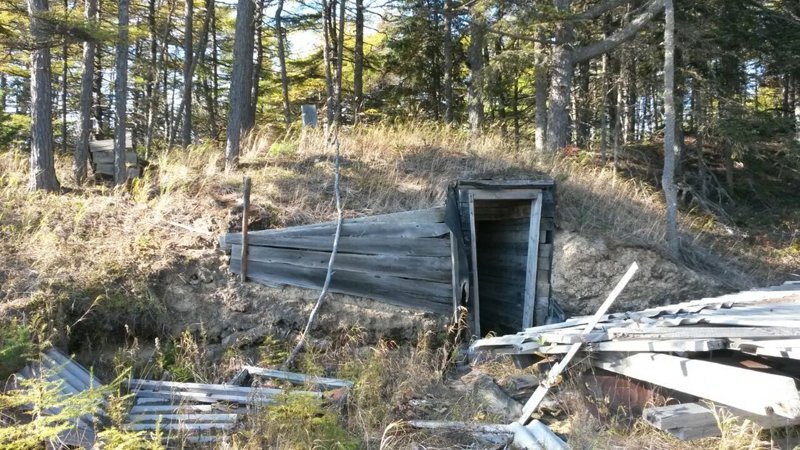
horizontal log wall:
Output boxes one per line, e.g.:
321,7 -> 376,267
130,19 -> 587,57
226,207 -> 454,316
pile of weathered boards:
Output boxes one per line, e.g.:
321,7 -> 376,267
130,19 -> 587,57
9,350 -> 351,448
471,281 -> 800,441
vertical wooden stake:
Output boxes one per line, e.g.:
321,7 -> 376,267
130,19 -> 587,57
240,176 -> 251,282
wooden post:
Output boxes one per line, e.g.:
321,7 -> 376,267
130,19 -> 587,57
240,176 -> 251,282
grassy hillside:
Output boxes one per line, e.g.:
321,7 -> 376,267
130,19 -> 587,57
1,123 -> 798,448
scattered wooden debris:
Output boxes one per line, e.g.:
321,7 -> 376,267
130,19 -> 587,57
7,349 -> 352,448
405,419 -> 568,450
471,281 -> 800,441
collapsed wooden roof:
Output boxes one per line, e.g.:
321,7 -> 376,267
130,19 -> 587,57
471,281 -> 800,440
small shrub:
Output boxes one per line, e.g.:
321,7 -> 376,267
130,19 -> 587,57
0,319 -> 33,381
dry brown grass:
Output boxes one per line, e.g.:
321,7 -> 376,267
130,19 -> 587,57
0,122 -> 789,448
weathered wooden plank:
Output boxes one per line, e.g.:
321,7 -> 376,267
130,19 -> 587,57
231,259 -> 453,315
525,194 -> 543,327
469,189 -> 542,200
450,231 -> 459,321
728,339 -> 800,360
608,326 -> 800,340
468,193 -> 482,336
595,352 -> 800,419
128,413 -> 239,424
242,365 -> 353,389
256,222 -> 450,239
126,422 -> 236,432
89,132 -> 132,152
128,404 -> 226,414
95,164 -> 141,178
131,390 -> 279,406
539,331 -> 608,344
508,339 -> 726,355
231,245 -> 452,283
248,207 -> 446,237
644,402 -> 800,441
128,379 -> 310,398
224,234 -> 451,257
90,151 -> 138,164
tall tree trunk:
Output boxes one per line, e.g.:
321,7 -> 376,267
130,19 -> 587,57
576,60 -> 591,148
662,0 -> 679,258
75,0 -> 98,184
322,0 -> 334,126
545,45 -> 573,153
225,0 -> 255,169
353,0 -> 364,124
93,34 -> 104,136
333,0 -> 345,125
27,0 -> 59,192
114,0 -> 130,185
467,7 -> 485,136
61,0 -> 69,155
276,0 -> 291,127
534,36 -> 547,153
208,0 -> 219,141
244,0 -> 264,131
442,0 -> 454,124
513,74 -> 520,150
795,76 -> 800,144
613,59 -> 623,171
0,73 -> 6,111
623,54 -> 635,143
170,1 -> 211,147
144,0 -> 158,153
181,0 -> 194,147
600,51 -> 609,161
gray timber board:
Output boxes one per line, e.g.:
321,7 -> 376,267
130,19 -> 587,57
595,352 -> 800,418
231,245 -> 452,283
231,259 -> 453,315
242,365 -> 353,389
224,234 -> 451,257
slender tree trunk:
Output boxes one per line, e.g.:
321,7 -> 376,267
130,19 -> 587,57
181,0 -> 194,147
75,0 -> 98,184
782,74 -> 790,119
27,0 -> 59,191
93,35 -> 104,136
694,88 -> 706,197
613,61 -> 623,171
576,60 -> 591,148
795,76 -> 800,144
61,0 -> 69,155
662,0 -> 679,258
244,0 -> 264,131
467,6 -> 485,136
353,0 -> 364,124
513,74 -> 521,150
144,0 -> 157,153
534,36 -> 547,153
442,0 -> 454,124
624,52 -> 635,143
208,0 -> 219,141
114,0 -> 130,185
170,2 -> 210,147
600,51 -> 609,161
276,0 -> 291,127
0,73 -> 6,111
322,0 -> 334,126
225,0 -> 255,169
333,0 -> 345,125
